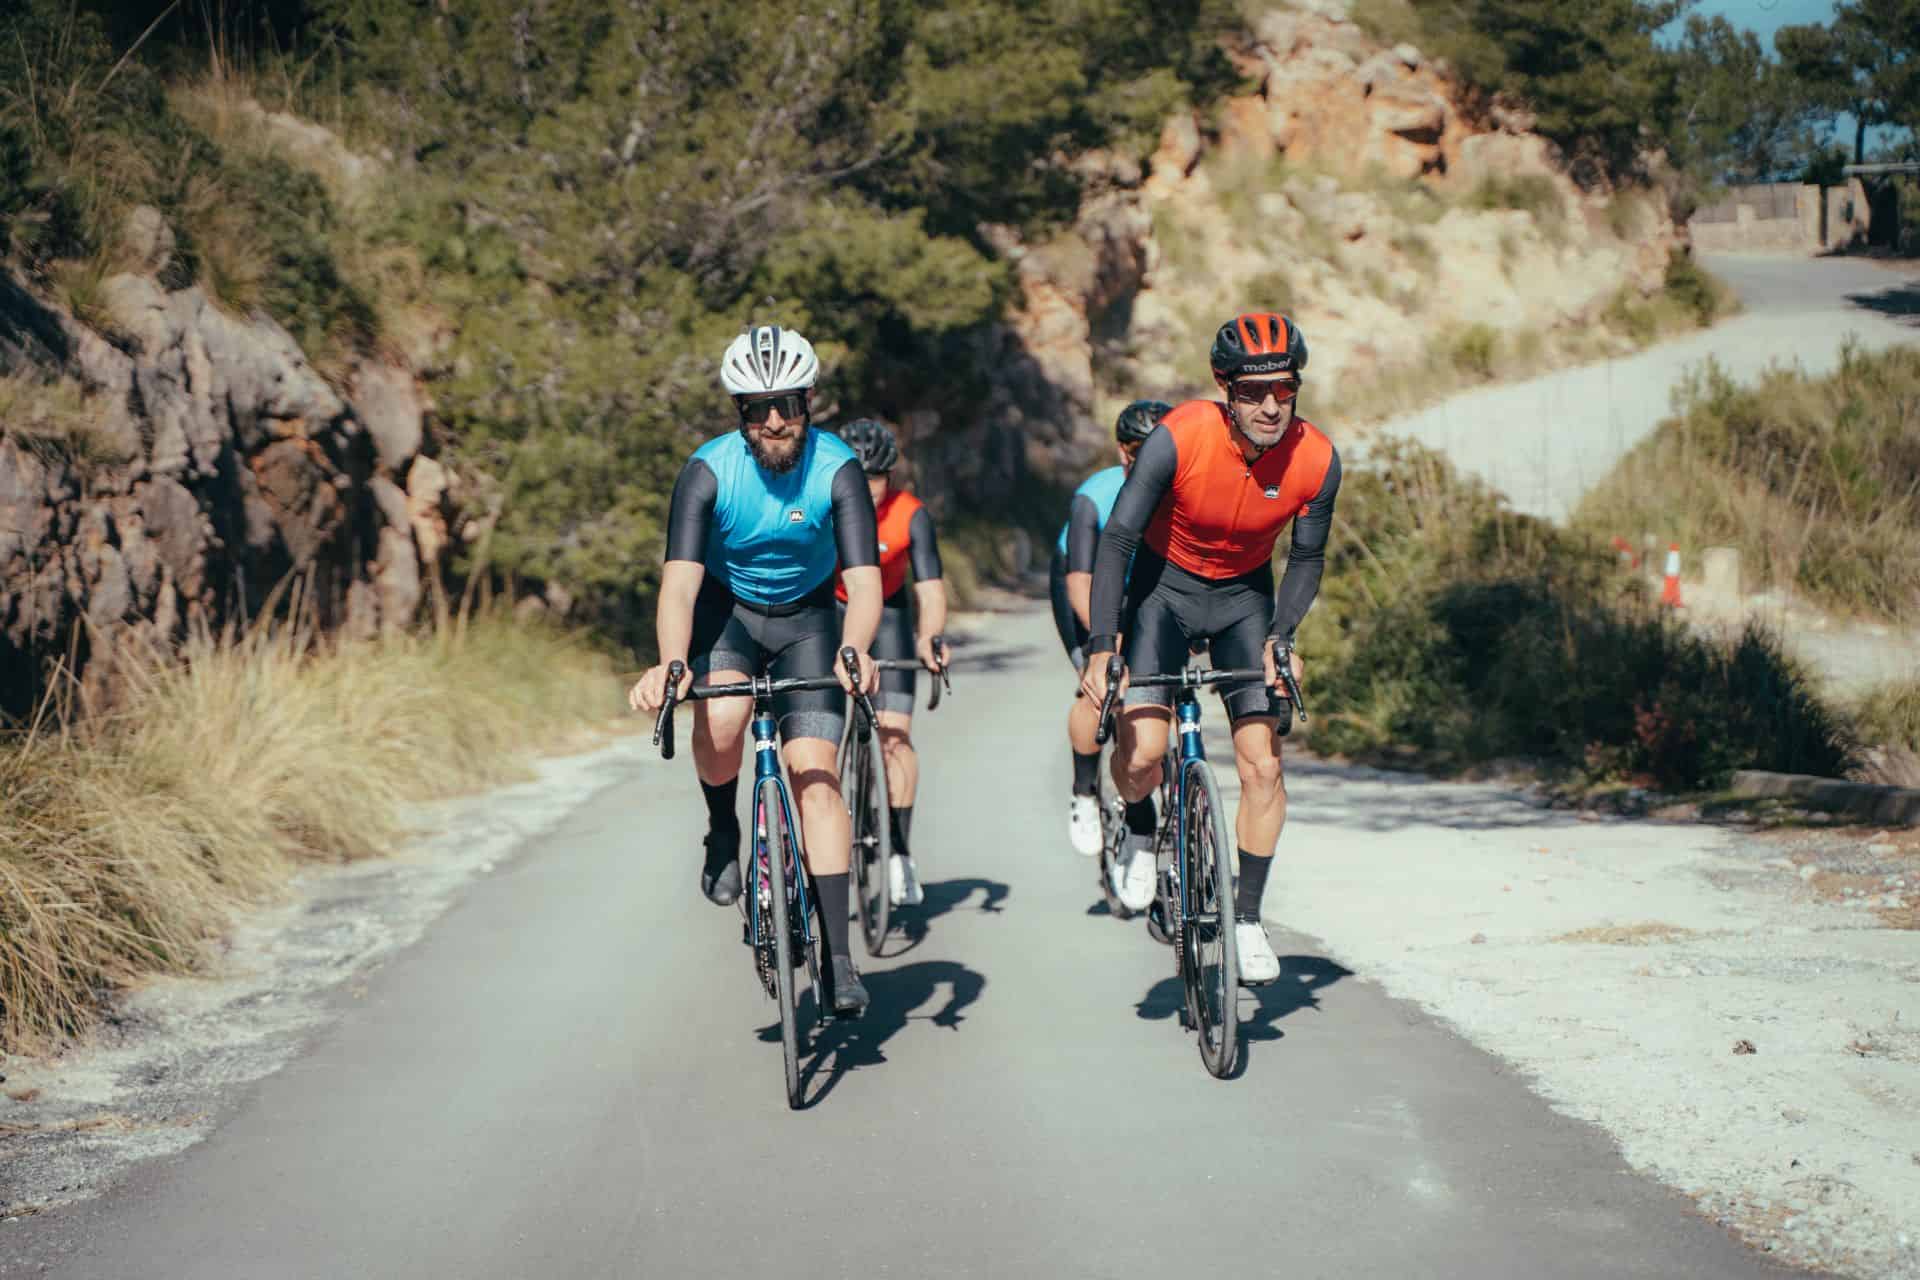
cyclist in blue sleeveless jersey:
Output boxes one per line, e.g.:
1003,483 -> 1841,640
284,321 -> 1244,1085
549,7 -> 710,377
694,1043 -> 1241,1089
1054,400 -> 1168,855
629,325 -> 882,1015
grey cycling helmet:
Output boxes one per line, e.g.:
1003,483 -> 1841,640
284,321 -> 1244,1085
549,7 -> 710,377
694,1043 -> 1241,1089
837,418 -> 899,474
1115,399 -> 1172,445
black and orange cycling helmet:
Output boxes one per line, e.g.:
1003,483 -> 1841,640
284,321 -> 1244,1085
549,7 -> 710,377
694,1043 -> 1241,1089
1209,312 -> 1308,380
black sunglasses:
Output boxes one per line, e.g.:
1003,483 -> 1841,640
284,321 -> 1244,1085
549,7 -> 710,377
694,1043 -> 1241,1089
736,392 -> 808,424
1228,379 -> 1299,406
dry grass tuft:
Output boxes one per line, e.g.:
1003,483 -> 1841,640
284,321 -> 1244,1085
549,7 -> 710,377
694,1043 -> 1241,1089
0,616 -> 616,1054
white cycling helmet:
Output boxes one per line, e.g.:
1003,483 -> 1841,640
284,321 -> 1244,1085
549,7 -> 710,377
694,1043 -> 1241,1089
719,324 -> 819,395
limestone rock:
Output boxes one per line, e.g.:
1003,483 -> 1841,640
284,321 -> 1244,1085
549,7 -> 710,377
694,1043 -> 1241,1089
351,361 -> 424,474
121,206 -> 176,278
0,260 -> 436,716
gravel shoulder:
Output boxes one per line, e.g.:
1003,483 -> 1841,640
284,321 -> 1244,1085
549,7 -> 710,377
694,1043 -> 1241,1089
1236,744 -> 1920,1278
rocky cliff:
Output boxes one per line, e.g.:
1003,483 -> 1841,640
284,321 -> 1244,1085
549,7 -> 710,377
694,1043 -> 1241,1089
912,0 -> 1680,507
0,210 -> 445,717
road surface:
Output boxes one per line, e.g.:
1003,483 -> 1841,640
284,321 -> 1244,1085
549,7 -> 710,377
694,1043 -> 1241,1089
1371,253 -> 1920,522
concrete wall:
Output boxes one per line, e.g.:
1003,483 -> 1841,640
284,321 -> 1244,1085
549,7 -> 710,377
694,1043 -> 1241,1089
1688,180 -> 1871,254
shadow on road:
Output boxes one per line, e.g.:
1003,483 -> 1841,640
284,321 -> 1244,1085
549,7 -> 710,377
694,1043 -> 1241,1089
1845,280 -> 1920,325
1134,952 -> 1352,1076
886,876 -> 1011,957
770,959 -> 988,1108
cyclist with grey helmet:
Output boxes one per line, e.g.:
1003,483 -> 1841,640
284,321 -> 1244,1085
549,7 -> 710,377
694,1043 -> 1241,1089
1054,400 -> 1168,857
629,324 -> 882,1016
833,418 -> 948,908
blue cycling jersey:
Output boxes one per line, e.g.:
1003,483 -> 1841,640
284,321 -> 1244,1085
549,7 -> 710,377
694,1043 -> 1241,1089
692,429 -> 858,606
1055,465 -> 1128,556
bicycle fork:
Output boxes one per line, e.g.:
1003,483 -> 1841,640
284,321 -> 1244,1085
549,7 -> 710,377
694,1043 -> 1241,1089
746,705 -> 816,983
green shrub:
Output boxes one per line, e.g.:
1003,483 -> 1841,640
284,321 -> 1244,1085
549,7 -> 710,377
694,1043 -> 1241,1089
1573,345 -> 1920,620
1305,438 -> 1854,789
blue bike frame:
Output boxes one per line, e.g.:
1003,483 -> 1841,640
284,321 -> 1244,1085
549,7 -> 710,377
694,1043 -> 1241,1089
1168,685 -> 1208,927
748,702 -> 816,967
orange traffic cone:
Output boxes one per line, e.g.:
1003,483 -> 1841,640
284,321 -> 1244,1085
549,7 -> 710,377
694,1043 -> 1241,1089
1660,543 -> 1683,608
1610,535 -> 1640,568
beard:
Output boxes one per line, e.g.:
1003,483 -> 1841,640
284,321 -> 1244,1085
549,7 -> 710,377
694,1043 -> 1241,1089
1230,403 -> 1294,453
744,423 -> 805,474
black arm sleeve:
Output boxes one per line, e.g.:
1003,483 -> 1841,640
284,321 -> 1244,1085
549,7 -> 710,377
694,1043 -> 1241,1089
907,507 -> 943,582
831,458 -> 880,569
1063,495 -> 1102,575
1087,426 -> 1179,646
664,458 -> 718,563
1271,447 -> 1342,642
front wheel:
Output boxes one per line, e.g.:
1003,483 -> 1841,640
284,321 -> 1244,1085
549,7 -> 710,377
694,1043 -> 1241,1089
761,778 -> 805,1109
1179,760 -> 1239,1079
840,719 -> 891,954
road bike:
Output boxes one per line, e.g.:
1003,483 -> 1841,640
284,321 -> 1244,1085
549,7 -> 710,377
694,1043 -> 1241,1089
1094,651 -> 1307,1079
841,636 -> 952,953
654,646 -> 877,1109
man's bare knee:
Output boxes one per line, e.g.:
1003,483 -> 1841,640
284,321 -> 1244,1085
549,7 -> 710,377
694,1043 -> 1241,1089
1237,750 -> 1283,793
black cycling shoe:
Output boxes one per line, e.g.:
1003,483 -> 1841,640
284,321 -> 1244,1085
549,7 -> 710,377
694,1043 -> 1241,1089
700,829 -> 742,907
829,954 -> 871,1017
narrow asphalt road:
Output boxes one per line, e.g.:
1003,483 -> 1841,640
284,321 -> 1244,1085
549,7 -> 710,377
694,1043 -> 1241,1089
5,608 -> 1811,1279
1371,252 -> 1920,522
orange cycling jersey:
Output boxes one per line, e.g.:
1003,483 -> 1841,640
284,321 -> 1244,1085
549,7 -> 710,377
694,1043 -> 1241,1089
1141,400 -> 1335,579
836,488 -> 938,602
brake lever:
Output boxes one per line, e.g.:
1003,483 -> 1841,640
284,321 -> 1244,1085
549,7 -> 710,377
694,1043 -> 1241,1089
1275,647 -> 1309,725
927,633 -> 951,710
652,659 -> 686,759
840,645 -> 877,732
1093,652 -> 1125,747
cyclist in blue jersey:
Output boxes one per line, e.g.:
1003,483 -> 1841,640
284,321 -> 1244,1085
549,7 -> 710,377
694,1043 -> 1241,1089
1053,400 -> 1168,856
629,324 -> 883,1016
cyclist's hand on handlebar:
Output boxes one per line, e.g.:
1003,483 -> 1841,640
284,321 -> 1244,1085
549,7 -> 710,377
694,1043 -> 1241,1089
629,662 -> 692,714
1263,639 -> 1304,696
916,634 -> 947,673
1080,651 -> 1127,704
836,648 -> 878,696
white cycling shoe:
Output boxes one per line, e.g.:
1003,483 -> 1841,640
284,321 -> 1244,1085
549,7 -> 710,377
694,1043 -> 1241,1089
889,854 -> 925,907
1115,845 -> 1157,912
1067,795 -> 1101,857
1236,920 -> 1281,985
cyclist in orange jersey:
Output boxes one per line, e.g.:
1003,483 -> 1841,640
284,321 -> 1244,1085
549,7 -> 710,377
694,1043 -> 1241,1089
834,419 -> 948,907
1079,312 -> 1340,985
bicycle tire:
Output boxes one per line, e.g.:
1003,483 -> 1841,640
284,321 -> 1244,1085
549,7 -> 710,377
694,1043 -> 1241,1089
841,719 -> 892,953
762,777 -> 804,1109
1179,759 -> 1240,1078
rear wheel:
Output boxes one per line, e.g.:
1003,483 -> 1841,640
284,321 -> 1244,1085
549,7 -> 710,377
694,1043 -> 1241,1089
841,720 -> 891,954
762,778 -> 804,1109
1179,760 -> 1239,1078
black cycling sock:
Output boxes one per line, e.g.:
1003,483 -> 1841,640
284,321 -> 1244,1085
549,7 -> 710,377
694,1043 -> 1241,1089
1071,751 -> 1100,796
1235,848 -> 1272,922
701,776 -> 740,841
814,872 -> 851,958
890,804 -> 913,858
1125,796 -> 1157,839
